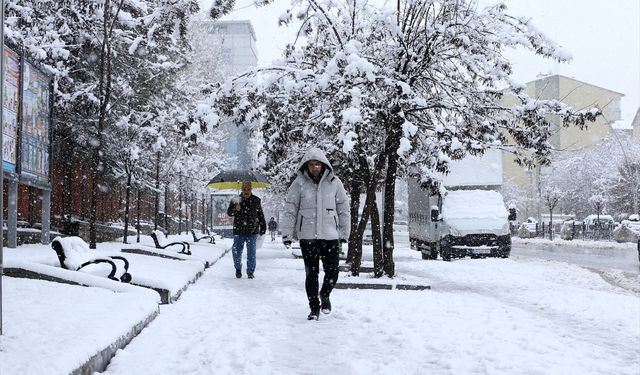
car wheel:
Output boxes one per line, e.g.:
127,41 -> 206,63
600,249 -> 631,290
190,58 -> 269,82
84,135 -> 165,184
441,246 -> 451,261
430,248 -> 438,260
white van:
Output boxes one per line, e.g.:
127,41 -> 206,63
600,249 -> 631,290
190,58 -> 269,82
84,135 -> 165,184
408,180 -> 511,261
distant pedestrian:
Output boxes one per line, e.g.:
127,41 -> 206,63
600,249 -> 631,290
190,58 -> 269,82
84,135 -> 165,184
227,182 -> 266,279
268,217 -> 278,241
281,147 -> 350,320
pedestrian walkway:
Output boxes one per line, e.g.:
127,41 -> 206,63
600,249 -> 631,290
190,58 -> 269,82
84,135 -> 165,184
3,237 -> 638,375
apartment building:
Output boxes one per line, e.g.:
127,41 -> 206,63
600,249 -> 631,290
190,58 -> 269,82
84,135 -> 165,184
632,108 -> 640,140
190,19 -> 258,170
502,74 -> 624,220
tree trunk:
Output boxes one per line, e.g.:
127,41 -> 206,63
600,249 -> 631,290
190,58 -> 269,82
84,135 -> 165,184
89,0 -> 125,248
381,121 -> 401,277
154,151 -> 160,231
164,184 -> 170,234
350,197 -> 371,276
178,175 -> 183,234
382,167 -> 397,277
136,188 -> 141,243
202,195 -> 206,232
346,179 -> 362,265
89,41 -> 110,248
123,165 -> 132,244
377,115 -> 402,276
370,193 -> 384,278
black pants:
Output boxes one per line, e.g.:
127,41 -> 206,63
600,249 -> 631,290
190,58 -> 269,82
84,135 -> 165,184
300,239 -> 340,311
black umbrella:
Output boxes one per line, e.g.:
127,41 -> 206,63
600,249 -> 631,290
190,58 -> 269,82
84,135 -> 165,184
206,169 -> 271,189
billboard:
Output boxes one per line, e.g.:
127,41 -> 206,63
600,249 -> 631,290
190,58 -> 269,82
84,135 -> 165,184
20,61 -> 51,183
210,192 -> 235,237
2,46 -> 20,172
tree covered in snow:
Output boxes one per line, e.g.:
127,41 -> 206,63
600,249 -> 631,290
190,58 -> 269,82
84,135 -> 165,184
207,0 -> 600,277
607,137 -> 640,217
4,0 -> 234,245
541,184 -> 562,239
542,137 -> 640,219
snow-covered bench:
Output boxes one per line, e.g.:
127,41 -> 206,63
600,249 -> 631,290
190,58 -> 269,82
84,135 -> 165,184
190,229 -> 215,244
51,236 -> 132,283
150,230 -> 191,255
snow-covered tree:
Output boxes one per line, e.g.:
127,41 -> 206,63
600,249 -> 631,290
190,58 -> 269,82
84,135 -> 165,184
542,137 -> 638,219
4,0 -> 234,244
541,185 -> 562,240
207,0 -> 599,277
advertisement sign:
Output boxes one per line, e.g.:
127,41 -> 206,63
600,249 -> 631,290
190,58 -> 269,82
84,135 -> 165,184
212,194 -> 234,227
211,193 -> 235,237
20,61 -> 50,183
2,46 -> 19,172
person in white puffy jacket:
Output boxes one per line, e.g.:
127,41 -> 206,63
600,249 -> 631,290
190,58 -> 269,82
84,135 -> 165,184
281,147 -> 350,320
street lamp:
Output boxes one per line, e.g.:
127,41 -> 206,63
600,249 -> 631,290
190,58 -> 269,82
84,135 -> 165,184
1,0 -> 6,336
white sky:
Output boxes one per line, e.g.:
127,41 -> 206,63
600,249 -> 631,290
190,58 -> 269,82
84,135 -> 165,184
200,0 -> 640,124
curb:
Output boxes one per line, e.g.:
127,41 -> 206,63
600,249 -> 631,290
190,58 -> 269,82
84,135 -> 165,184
71,308 -> 160,375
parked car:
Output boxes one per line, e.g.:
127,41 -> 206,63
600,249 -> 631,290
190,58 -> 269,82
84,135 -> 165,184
522,217 -> 538,230
583,214 -> 614,228
518,217 -> 538,238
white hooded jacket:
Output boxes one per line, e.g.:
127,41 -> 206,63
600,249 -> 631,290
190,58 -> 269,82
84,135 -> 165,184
281,148 -> 350,241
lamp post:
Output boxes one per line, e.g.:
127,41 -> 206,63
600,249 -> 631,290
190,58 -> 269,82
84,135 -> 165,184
1,0 -> 6,336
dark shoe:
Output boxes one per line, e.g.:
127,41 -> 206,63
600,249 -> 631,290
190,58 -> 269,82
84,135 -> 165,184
235,269 -> 242,278
321,296 -> 331,314
307,310 -> 320,321
247,272 -> 254,279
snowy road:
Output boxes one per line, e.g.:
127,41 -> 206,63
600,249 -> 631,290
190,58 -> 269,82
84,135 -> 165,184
512,242 -> 640,275
101,237 -> 640,375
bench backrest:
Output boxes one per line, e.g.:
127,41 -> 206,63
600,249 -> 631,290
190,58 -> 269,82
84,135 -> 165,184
152,230 -> 167,247
51,236 -> 93,270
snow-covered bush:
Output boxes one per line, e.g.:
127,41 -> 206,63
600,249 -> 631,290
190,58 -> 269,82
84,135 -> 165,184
612,221 -> 640,243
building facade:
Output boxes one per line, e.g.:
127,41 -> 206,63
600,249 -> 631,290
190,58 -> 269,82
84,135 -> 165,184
632,108 -> 640,140
191,20 -> 258,169
502,74 -> 624,221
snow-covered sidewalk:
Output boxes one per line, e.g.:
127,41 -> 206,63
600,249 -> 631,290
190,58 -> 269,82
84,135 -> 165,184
1,236 -> 639,374
102,239 -> 639,375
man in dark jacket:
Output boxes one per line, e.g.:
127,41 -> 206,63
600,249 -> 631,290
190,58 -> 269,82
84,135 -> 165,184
227,182 -> 266,279
268,217 -> 278,241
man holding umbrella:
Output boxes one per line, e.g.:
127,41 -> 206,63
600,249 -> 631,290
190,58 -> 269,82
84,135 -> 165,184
227,182 -> 266,279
